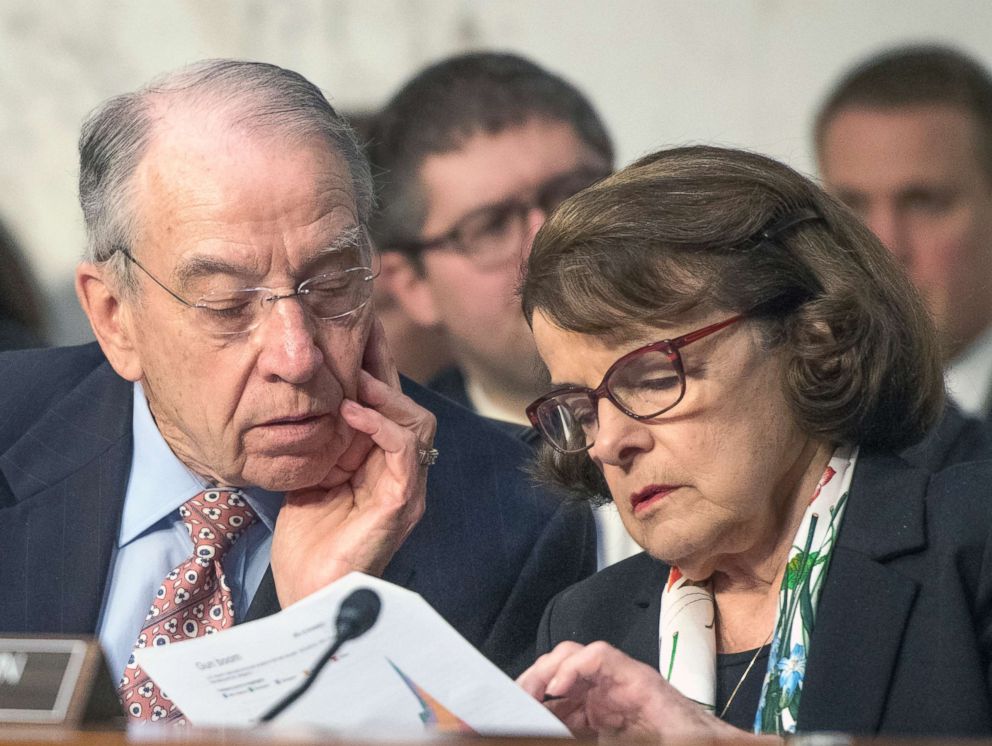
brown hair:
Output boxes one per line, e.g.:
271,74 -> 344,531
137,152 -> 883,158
522,145 -> 944,503
815,45 -> 992,180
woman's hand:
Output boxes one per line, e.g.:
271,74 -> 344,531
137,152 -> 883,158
518,641 -> 766,741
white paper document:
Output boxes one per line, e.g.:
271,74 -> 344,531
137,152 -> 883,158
135,572 -> 569,737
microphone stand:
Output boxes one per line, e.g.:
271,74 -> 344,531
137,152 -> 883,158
259,587 -> 381,723
259,632 -> 349,722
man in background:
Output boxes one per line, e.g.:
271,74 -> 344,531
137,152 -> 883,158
0,60 -> 595,724
816,45 -> 992,416
368,52 -> 636,568
368,52 -> 612,428
345,110 -> 454,385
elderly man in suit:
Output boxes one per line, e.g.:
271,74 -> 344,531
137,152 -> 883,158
0,60 -> 595,724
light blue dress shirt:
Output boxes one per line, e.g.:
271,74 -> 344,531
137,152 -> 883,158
96,384 -> 284,682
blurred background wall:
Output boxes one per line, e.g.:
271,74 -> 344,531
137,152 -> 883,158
2,0 -> 990,345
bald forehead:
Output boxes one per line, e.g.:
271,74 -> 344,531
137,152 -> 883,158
146,93 -> 344,158
135,108 -> 353,203
126,112 -> 359,280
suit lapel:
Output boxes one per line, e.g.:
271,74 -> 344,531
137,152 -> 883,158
619,555 -> 668,669
0,361 -> 132,634
622,578 -> 663,668
798,453 -> 927,733
613,555 -> 667,668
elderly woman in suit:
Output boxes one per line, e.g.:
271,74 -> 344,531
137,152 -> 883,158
516,146 -> 992,739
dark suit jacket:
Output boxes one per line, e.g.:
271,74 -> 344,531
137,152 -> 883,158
427,365 -> 542,447
535,451 -> 992,737
0,343 -> 596,678
0,318 -> 44,351
427,366 -> 473,411
902,399 -> 992,471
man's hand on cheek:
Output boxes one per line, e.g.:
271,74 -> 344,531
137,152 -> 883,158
270,364 -> 436,608
313,423 -> 374,490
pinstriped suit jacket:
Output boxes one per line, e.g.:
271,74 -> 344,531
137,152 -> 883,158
0,343 -> 596,678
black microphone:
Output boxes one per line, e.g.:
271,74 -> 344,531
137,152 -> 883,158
259,587 -> 382,722
334,588 -> 381,641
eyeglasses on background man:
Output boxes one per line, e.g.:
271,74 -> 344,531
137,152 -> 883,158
398,166 -> 610,271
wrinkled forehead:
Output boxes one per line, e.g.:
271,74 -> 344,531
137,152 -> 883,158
131,118 -> 361,270
531,310 -> 664,371
140,108 -> 355,196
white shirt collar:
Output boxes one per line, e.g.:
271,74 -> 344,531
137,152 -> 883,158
464,373 -> 531,427
946,324 -> 992,416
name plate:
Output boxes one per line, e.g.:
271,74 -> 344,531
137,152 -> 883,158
0,637 -> 122,727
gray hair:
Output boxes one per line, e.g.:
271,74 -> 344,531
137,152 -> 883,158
78,59 -> 373,293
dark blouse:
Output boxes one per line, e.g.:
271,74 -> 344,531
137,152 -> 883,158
715,644 -> 770,732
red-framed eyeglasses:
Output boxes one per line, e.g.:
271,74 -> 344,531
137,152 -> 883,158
526,315 -> 745,454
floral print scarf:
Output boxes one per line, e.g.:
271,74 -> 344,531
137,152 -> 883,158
657,445 -> 857,734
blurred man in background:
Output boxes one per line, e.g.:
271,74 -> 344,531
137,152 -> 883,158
345,111 -> 454,385
816,45 -> 992,416
368,52 -> 612,427
368,52 -> 637,567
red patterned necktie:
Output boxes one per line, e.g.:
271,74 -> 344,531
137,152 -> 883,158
118,488 -> 257,724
